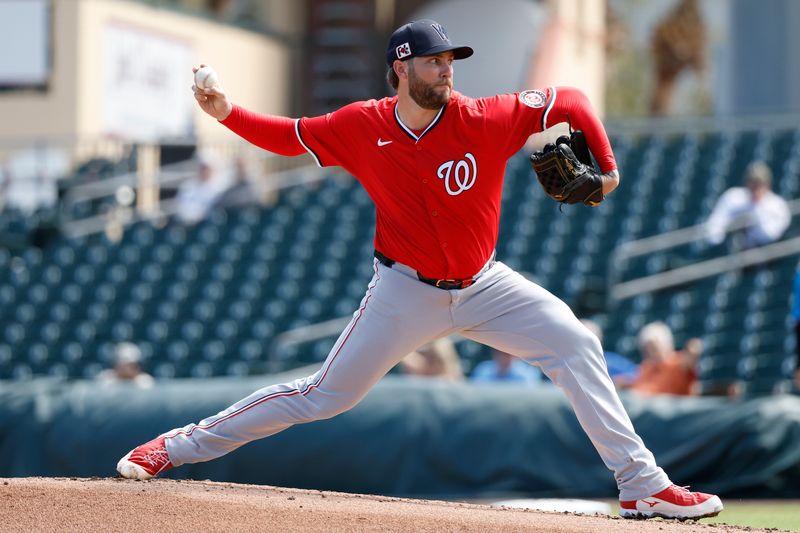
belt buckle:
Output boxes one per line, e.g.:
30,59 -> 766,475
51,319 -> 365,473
435,278 -> 474,290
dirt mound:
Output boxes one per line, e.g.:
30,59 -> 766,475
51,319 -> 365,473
0,477 -> 763,532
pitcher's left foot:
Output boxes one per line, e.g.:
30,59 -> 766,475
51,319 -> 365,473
619,484 -> 723,520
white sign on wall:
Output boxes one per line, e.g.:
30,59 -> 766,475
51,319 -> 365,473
104,22 -> 193,142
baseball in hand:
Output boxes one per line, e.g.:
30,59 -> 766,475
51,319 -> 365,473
195,66 -> 220,90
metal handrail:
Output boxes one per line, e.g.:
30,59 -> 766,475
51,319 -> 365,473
610,235 -> 800,300
58,156 -> 323,239
608,196 -> 800,301
266,317 -> 352,373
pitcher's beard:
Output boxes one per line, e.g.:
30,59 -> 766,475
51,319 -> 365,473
409,74 -> 451,109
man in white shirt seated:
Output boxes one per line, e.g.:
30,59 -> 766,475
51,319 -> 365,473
704,161 -> 790,251
175,151 -> 231,225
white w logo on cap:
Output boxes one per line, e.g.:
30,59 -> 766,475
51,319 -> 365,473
431,23 -> 448,41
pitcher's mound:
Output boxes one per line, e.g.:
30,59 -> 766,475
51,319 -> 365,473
0,477 -> 756,532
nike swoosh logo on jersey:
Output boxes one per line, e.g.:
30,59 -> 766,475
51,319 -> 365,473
377,138 -> 393,147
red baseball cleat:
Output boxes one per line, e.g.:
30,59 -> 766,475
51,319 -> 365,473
620,484 -> 723,520
116,435 -> 173,480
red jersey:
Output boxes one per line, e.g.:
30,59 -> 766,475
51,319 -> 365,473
222,87 -> 616,279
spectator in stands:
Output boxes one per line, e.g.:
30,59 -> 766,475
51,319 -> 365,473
96,342 -> 155,389
630,321 -> 699,396
175,151 -> 231,224
399,337 -> 464,381
704,161 -> 790,252
580,319 -> 640,388
213,153 -> 259,209
470,348 -> 543,385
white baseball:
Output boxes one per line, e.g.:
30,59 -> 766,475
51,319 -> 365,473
195,66 -> 220,90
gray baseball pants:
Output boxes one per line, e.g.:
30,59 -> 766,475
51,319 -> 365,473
163,258 -> 671,500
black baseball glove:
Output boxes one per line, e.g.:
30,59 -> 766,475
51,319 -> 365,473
529,130 -> 604,206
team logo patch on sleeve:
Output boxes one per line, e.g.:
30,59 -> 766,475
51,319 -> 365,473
519,90 -> 547,108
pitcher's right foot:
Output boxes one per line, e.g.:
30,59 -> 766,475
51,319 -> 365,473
116,435 -> 173,480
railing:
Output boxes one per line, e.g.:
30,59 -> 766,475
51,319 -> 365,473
266,316 -> 351,373
1,134 -> 324,235
608,197 -> 800,301
9,137 -> 324,239
58,155 -> 324,239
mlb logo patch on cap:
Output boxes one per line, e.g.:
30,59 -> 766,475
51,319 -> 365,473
396,42 -> 412,59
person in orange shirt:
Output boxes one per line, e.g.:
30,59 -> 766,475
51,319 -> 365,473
630,321 -> 700,396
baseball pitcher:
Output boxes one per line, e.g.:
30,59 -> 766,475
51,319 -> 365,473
118,19 -> 722,520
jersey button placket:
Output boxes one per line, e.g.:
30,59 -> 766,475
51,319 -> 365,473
414,139 -> 447,275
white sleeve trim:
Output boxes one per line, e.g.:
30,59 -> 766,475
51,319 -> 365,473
542,86 -> 557,130
294,118 -> 322,167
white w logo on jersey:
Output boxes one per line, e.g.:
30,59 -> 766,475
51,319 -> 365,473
437,153 -> 477,196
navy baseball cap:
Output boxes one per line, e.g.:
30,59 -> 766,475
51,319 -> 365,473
386,19 -> 473,66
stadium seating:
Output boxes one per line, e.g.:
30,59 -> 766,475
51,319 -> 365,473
1,125 -> 799,396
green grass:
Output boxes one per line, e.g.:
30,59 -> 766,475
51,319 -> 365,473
700,501 -> 800,531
